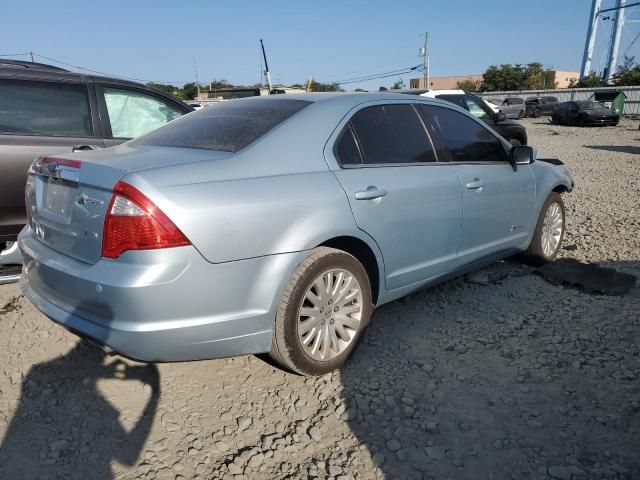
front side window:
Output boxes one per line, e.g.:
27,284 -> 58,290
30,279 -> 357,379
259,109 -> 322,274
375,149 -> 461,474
0,80 -> 92,137
349,104 -> 436,164
419,104 -> 507,163
134,98 -> 311,152
103,88 -> 184,139
464,95 -> 492,121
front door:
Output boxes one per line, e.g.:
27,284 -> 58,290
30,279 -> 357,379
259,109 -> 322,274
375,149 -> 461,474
327,103 -> 462,291
418,103 -> 535,266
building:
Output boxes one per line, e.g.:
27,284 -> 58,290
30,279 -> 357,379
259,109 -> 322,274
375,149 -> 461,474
410,75 -> 482,90
410,71 -> 580,90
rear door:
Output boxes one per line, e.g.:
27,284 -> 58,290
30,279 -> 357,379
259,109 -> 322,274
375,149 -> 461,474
0,78 -> 103,232
327,102 -> 462,291
418,103 -> 535,265
95,84 -> 188,147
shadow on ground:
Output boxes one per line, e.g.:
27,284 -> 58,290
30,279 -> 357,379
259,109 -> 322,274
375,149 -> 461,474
0,305 -> 159,480
584,145 -> 640,154
338,260 -> 640,480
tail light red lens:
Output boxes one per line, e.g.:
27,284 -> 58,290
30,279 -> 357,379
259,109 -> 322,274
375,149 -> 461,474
102,181 -> 190,259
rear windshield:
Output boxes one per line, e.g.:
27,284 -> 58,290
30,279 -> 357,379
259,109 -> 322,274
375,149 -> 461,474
133,98 -> 312,152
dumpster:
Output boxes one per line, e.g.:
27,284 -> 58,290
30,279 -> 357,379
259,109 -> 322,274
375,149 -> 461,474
590,91 -> 627,115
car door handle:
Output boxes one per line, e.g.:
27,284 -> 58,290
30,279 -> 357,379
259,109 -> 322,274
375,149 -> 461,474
465,178 -> 485,190
72,144 -> 100,152
355,187 -> 388,200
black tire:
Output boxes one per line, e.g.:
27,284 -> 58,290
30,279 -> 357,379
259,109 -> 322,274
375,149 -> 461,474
532,108 -> 541,118
509,138 -> 522,146
520,193 -> 565,266
270,247 -> 373,376
517,110 -> 525,120
578,116 -> 587,128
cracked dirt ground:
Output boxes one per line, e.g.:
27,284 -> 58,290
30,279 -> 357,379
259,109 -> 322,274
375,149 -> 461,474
0,118 -> 639,480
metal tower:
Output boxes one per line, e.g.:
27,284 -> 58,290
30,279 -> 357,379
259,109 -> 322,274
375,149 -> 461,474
604,0 -> 626,82
581,0 -> 603,79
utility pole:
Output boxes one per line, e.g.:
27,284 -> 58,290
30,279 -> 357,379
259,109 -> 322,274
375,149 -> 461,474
580,0 -> 603,79
307,74 -> 313,92
29,51 -> 34,63
605,0 -> 625,82
422,32 -> 430,89
193,58 -> 201,99
260,39 -> 273,94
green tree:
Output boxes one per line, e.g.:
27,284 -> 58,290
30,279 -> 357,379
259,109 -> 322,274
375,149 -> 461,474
613,56 -> 640,86
391,78 -> 405,90
208,79 -> 233,90
179,82 -> 205,100
146,82 -> 181,99
307,80 -> 343,92
480,63 -> 557,91
481,64 -> 526,91
354,88 -> 368,92
568,73 -> 606,88
456,78 -> 481,91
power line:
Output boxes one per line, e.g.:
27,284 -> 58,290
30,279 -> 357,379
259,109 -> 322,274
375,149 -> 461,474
326,64 -> 423,85
31,53 -> 193,84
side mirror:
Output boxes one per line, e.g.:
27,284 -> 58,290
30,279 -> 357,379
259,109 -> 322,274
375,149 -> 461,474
510,145 -> 535,166
494,112 -> 507,123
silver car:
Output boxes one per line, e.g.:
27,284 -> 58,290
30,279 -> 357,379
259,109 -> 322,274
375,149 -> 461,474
19,93 -> 573,375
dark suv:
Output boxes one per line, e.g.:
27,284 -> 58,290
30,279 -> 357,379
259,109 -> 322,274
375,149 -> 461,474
525,96 -> 558,118
394,90 -> 528,146
0,60 -> 193,281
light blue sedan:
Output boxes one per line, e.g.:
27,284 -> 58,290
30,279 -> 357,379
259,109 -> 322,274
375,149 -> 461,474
19,93 -> 572,375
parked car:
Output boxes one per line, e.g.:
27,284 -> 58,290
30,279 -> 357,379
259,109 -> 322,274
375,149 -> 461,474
415,90 -> 528,145
19,93 -> 572,375
488,97 -> 526,119
0,59 -> 193,282
551,100 -> 620,127
525,96 -> 558,117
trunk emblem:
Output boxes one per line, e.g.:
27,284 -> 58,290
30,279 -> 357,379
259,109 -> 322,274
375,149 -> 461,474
78,193 -> 104,206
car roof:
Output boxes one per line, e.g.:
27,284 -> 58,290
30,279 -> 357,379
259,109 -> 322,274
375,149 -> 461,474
0,60 -> 192,109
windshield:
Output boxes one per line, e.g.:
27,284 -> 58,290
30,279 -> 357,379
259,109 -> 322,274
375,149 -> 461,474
576,101 -> 608,110
133,98 -> 312,152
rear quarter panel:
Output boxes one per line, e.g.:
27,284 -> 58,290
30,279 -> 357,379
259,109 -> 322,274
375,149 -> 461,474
121,101 -> 369,265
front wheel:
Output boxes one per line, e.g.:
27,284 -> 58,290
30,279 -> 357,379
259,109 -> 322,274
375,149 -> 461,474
270,247 -> 372,375
518,110 -> 525,120
521,193 -> 565,265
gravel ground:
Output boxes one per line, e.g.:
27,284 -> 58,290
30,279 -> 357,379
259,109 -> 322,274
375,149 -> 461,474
0,118 -> 639,480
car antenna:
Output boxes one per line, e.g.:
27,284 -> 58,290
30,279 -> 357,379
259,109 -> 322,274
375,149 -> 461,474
260,39 -> 273,94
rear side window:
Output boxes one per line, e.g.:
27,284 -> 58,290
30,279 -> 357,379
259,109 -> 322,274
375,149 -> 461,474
103,87 -> 184,139
134,98 -> 311,152
0,80 -> 92,136
349,104 -> 436,164
335,124 -> 362,165
419,104 -> 507,163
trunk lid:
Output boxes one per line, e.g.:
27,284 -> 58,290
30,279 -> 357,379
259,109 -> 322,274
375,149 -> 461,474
26,144 -> 230,264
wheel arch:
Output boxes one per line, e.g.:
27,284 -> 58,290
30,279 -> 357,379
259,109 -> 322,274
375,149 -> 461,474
319,235 -> 383,305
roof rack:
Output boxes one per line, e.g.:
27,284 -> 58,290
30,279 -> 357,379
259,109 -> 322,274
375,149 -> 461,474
0,59 -> 69,72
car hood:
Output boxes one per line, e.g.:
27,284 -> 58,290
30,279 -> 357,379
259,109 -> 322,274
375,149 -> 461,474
583,109 -> 618,116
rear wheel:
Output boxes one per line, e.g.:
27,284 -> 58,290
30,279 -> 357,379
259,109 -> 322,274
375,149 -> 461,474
521,193 -> 565,266
509,138 -> 522,146
517,110 -> 525,119
270,247 -> 372,376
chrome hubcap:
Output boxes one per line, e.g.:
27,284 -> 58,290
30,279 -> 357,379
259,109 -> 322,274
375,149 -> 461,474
541,202 -> 563,256
297,269 -> 363,362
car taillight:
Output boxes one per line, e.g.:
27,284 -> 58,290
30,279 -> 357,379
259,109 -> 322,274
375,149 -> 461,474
102,181 -> 190,259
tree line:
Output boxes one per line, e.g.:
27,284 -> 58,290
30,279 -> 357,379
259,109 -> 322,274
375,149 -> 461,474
457,57 -> 640,92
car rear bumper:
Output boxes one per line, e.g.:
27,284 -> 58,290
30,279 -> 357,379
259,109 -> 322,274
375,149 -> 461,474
19,227 -> 305,362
